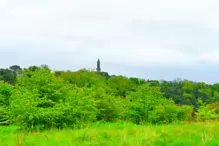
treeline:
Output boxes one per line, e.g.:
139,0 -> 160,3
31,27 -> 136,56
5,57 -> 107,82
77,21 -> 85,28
0,65 -> 218,130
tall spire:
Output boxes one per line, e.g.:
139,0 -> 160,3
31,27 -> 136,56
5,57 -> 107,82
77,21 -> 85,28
96,58 -> 101,72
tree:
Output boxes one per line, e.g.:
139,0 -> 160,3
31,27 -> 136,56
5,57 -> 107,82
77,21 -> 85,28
9,65 -> 21,72
107,76 -> 136,97
9,68 -> 97,130
126,84 -> 164,124
0,82 -> 12,125
0,69 -> 16,85
60,69 -> 108,91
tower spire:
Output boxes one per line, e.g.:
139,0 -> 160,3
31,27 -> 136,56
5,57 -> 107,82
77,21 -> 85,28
96,58 -> 101,72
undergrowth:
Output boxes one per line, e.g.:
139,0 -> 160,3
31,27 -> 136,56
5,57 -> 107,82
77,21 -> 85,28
0,122 -> 219,146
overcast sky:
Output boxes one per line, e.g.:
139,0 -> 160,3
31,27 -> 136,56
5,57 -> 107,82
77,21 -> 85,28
1,0 -> 219,84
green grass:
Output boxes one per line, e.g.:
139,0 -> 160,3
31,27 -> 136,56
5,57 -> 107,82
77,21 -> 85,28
0,122 -> 219,146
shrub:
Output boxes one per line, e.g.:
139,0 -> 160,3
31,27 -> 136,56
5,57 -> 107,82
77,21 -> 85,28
0,106 -> 9,125
175,105 -> 193,121
0,82 -> 12,125
9,68 -> 97,130
61,69 -> 106,88
92,87 -> 124,122
148,104 -> 193,124
207,102 -> 219,115
148,102 -> 177,124
107,76 -> 136,97
125,84 -> 164,124
0,82 -> 12,107
195,101 -> 218,121
125,84 -> 194,124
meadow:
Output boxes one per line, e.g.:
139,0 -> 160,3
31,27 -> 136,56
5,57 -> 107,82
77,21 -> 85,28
0,121 -> 219,146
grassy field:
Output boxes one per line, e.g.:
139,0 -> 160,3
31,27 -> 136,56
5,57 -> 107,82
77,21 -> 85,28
0,122 -> 219,146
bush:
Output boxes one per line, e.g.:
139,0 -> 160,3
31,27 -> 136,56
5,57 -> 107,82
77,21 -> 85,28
107,76 -> 136,97
195,101 -> 218,121
92,87 -> 124,122
125,84 -> 194,124
125,84 -> 165,124
148,104 -> 193,124
0,106 -> 9,125
61,69 -> 106,88
1,65 -> 217,130
148,100 -> 176,124
207,102 -> 219,115
0,82 -> 12,125
175,105 -> 193,121
0,82 -> 12,107
9,68 -> 97,130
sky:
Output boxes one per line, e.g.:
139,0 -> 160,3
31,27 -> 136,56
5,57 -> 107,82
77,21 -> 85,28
1,0 -> 219,84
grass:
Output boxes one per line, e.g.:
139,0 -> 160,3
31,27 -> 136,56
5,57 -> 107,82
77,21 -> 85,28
0,122 -> 219,146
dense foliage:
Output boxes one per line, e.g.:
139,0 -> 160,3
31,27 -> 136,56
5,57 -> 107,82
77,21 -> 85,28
0,65 -> 218,130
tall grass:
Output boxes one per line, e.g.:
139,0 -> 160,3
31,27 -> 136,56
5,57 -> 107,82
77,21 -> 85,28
0,122 -> 219,146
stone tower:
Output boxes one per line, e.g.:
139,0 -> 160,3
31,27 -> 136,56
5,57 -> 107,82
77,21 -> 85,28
96,58 -> 101,72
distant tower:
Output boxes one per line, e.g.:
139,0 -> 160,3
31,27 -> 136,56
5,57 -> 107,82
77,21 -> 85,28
96,58 -> 101,72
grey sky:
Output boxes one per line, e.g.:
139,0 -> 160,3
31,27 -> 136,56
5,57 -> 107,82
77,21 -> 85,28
1,0 -> 219,84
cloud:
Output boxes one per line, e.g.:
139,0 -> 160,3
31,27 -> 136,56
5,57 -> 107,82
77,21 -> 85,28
0,0 -> 219,83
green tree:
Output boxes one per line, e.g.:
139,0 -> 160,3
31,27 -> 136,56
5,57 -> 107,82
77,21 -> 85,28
195,99 -> 218,121
9,67 -> 97,130
0,69 -> 16,85
126,84 -> 164,124
107,76 -> 136,97
61,69 -> 105,88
